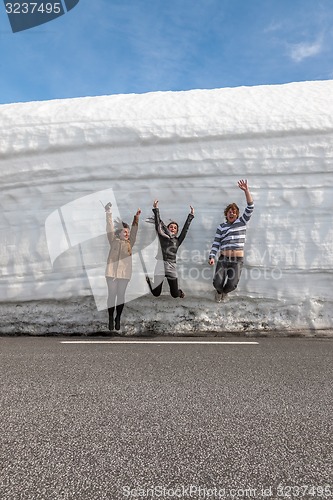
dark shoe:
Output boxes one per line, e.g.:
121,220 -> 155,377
108,309 -> 114,331
179,289 -> 185,298
115,316 -> 121,331
146,275 -> 153,293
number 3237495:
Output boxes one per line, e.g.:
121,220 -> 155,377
5,3 -> 62,14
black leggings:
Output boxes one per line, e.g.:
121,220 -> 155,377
149,275 -> 181,298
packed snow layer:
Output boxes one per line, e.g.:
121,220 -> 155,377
0,80 -> 333,335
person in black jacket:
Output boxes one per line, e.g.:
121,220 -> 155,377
146,199 -> 194,298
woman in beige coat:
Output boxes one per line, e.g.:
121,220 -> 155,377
105,202 -> 141,332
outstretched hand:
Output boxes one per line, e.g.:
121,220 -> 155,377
238,179 -> 248,191
153,199 -> 158,208
190,205 -> 194,215
136,209 -> 142,217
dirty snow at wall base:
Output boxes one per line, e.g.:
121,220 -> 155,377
0,80 -> 332,335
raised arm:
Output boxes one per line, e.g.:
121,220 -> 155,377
152,199 -> 162,230
238,179 -> 254,223
177,205 -> 195,245
105,202 -> 115,245
129,209 -> 141,247
238,179 -> 253,205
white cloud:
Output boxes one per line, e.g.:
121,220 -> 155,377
289,38 -> 323,62
264,21 -> 284,34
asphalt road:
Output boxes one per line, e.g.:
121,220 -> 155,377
0,336 -> 332,500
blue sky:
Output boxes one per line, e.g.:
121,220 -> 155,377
1,0 -> 333,104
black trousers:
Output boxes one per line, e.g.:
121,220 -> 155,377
213,257 -> 243,294
149,275 -> 181,298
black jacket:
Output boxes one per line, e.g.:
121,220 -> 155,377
153,207 -> 194,263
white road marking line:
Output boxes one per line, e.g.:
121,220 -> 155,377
60,340 -> 259,345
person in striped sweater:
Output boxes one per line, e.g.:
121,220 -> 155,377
208,179 -> 254,302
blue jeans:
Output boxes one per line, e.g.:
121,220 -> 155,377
213,256 -> 244,294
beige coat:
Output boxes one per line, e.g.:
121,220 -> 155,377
105,211 -> 139,279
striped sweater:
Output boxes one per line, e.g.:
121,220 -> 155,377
209,202 -> 254,258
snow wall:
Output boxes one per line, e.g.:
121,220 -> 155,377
1,80 -> 333,336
